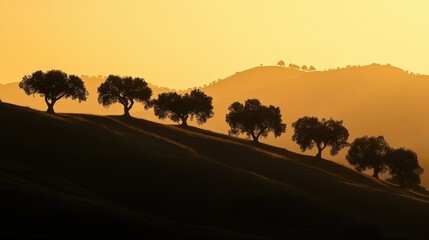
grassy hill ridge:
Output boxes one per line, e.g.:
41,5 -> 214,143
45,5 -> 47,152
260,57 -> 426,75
1,102 -> 429,239
2,64 -> 429,188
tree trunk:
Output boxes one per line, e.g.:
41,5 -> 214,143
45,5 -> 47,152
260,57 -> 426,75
316,144 -> 323,158
180,115 -> 189,126
372,169 -> 380,179
46,104 -> 55,114
254,129 -> 266,143
315,150 -> 322,158
315,142 -> 326,159
45,97 -> 56,114
250,131 -> 259,143
123,105 -> 131,117
120,97 -> 133,118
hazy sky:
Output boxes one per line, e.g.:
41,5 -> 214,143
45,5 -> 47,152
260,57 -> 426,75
1,0 -> 428,89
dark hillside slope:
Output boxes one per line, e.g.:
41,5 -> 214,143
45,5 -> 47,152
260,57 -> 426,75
199,64 -> 429,187
1,103 -> 429,239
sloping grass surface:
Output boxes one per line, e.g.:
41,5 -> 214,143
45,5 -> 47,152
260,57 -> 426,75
1,102 -> 429,239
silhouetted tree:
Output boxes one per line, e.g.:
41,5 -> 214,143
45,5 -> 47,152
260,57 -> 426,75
277,60 -> 285,67
225,99 -> 286,143
97,75 -> 152,117
301,65 -> 308,71
309,65 -> 316,71
152,89 -> 213,126
386,148 -> 424,188
386,176 -> 426,192
292,117 -> 349,158
289,63 -> 300,69
19,70 -> 88,113
346,136 -> 390,178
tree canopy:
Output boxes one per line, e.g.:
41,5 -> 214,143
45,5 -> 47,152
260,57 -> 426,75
291,116 -> 349,158
19,70 -> 88,113
386,148 -> 424,188
277,60 -> 285,67
288,63 -> 300,69
152,89 -> 214,126
346,136 -> 390,178
225,99 -> 286,143
97,75 -> 152,117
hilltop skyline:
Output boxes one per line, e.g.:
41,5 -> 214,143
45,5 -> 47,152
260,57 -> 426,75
1,0 -> 429,89
1,62 -> 425,90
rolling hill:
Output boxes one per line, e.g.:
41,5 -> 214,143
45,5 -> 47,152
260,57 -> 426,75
1,64 -> 429,188
1,102 -> 429,239
198,64 -> 429,187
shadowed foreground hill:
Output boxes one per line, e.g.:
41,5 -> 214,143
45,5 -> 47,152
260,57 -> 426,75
1,103 -> 429,239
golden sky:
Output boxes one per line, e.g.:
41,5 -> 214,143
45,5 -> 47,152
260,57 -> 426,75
1,0 -> 428,89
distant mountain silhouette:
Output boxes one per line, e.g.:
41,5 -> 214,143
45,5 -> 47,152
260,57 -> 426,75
1,64 -> 429,187
2,102 -> 429,239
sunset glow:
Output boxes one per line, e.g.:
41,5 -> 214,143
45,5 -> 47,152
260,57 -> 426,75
1,0 -> 429,89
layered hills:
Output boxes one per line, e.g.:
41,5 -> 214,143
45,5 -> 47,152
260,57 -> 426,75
1,64 -> 428,187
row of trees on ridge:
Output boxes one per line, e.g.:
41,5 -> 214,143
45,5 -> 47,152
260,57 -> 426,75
18,69 -> 424,189
19,70 -> 214,126
277,60 -> 316,71
347,136 -> 423,187
290,117 -> 424,188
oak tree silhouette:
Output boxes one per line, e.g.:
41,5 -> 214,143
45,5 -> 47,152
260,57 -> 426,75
225,99 -> 286,143
346,136 -> 390,179
301,65 -> 308,71
152,89 -> 213,126
386,148 -> 424,188
277,60 -> 285,67
288,63 -> 300,69
97,75 -> 152,117
19,70 -> 88,114
309,65 -> 316,71
292,116 -> 349,158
